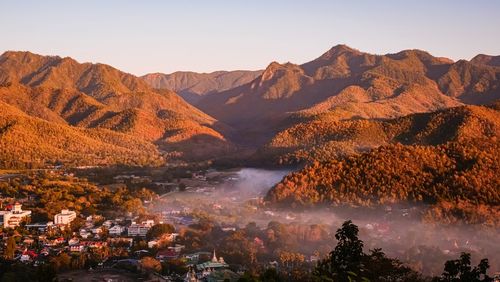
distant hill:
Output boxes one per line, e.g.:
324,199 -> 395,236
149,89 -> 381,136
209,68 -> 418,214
142,70 -> 262,104
196,45 -> 500,137
0,51 -> 233,167
265,103 -> 500,225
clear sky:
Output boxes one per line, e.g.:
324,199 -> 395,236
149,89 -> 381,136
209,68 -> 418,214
1,0 -> 499,75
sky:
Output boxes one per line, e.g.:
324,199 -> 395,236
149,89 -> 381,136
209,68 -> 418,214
1,0 -> 499,75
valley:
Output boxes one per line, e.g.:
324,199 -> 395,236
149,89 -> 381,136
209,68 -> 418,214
0,45 -> 499,281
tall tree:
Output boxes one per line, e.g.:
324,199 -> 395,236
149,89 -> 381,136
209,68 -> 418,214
438,252 -> 493,282
4,237 -> 16,260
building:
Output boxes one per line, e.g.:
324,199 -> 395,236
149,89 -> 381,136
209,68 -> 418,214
196,250 -> 228,271
25,221 -> 54,232
127,223 -> 150,237
109,225 -> 125,236
54,209 -> 77,225
0,202 -> 32,228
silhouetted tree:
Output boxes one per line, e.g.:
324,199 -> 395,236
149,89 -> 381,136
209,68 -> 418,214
438,252 -> 492,282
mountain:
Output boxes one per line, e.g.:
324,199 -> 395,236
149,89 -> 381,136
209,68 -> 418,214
196,45 -> 500,136
470,54 -> 500,67
142,70 -> 262,104
255,103 -> 500,164
0,51 -> 233,167
0,101 -> 163,169
266,103 -> 500,226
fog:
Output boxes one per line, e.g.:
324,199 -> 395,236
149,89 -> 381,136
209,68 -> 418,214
151,168 -> 500,276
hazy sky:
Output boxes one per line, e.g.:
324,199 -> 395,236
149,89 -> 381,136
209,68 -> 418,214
1,0 -> 499,75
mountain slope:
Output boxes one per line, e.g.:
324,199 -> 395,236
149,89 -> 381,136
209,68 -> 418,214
196,45 -> 500,136
256,104 -> 500,164
0,51 -> 236,165
142,70 -> 262,104
264,103 -> 500,225
0,101 -> 163,169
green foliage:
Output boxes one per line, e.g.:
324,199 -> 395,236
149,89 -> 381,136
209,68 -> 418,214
437,253 -> 493,282
313,220 -> 425,282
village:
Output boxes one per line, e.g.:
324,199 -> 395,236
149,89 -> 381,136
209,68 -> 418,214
1,167 -> 499,281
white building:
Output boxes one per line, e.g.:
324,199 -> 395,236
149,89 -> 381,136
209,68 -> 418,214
127,223 -> 150,237
54,209 -> 77,225
0,202 -> 32,228
109,225 -> 125,236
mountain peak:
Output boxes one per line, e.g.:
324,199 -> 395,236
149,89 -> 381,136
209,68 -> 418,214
318,44 -> 361,60
470,54 -> 500,67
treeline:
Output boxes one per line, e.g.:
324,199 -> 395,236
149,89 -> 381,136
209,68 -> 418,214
267,140 -> 500,226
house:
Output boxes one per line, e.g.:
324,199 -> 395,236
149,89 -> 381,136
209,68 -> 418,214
107,237 -> 133,247
102,220 -> 113,228
109,225 -> 125,236
91,227 -> 103,234
70,245 -> 84,252
156,248 -> 179,260
168,244 -> 185,253
79,229 -> 91,239
54,209 -> 77,225
0,202 -> 32,228
68,238 -> 80,246
25,221 -> 54,232
127,223 -> 150,237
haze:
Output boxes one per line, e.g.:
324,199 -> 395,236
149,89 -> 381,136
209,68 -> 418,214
1,0 -> 500,75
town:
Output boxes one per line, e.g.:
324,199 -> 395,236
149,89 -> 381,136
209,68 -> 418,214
1,167 -> 499,281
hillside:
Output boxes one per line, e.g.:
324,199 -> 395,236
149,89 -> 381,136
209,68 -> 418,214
256,104 -> 500,164
266,139 -> 500,226
0,51 -> 233,165
196,45 -> 500,137
265,103 -> 500,226
0,101 -> 163,169
142,70 -> 262,104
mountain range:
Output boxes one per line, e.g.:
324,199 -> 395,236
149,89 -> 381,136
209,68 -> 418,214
195,45 -> 499,133
0,51 -> 233,167
1,45 -> 499,168
142,70 -> 262,104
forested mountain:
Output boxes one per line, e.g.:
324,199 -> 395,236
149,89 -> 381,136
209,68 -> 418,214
266,103 -> 500,226
142,70 -> 262,104
0,101 -> 163,168
0,51 -> 233,168
256,104 -> 500,164
196,45 -> 500,133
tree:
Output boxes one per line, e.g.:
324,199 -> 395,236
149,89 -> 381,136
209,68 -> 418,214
314,220 -> 364,281
146,223 -> 175,241
313,220 -> 424,282
140,256 -> 161,273
438,252 -> 493,282
4,237 -> 16,260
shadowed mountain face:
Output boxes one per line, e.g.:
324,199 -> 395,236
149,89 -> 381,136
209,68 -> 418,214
142,70 -> 262,104
196,45 -> 500,134
470,54 -> 500,67
0,51 -> 234,167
